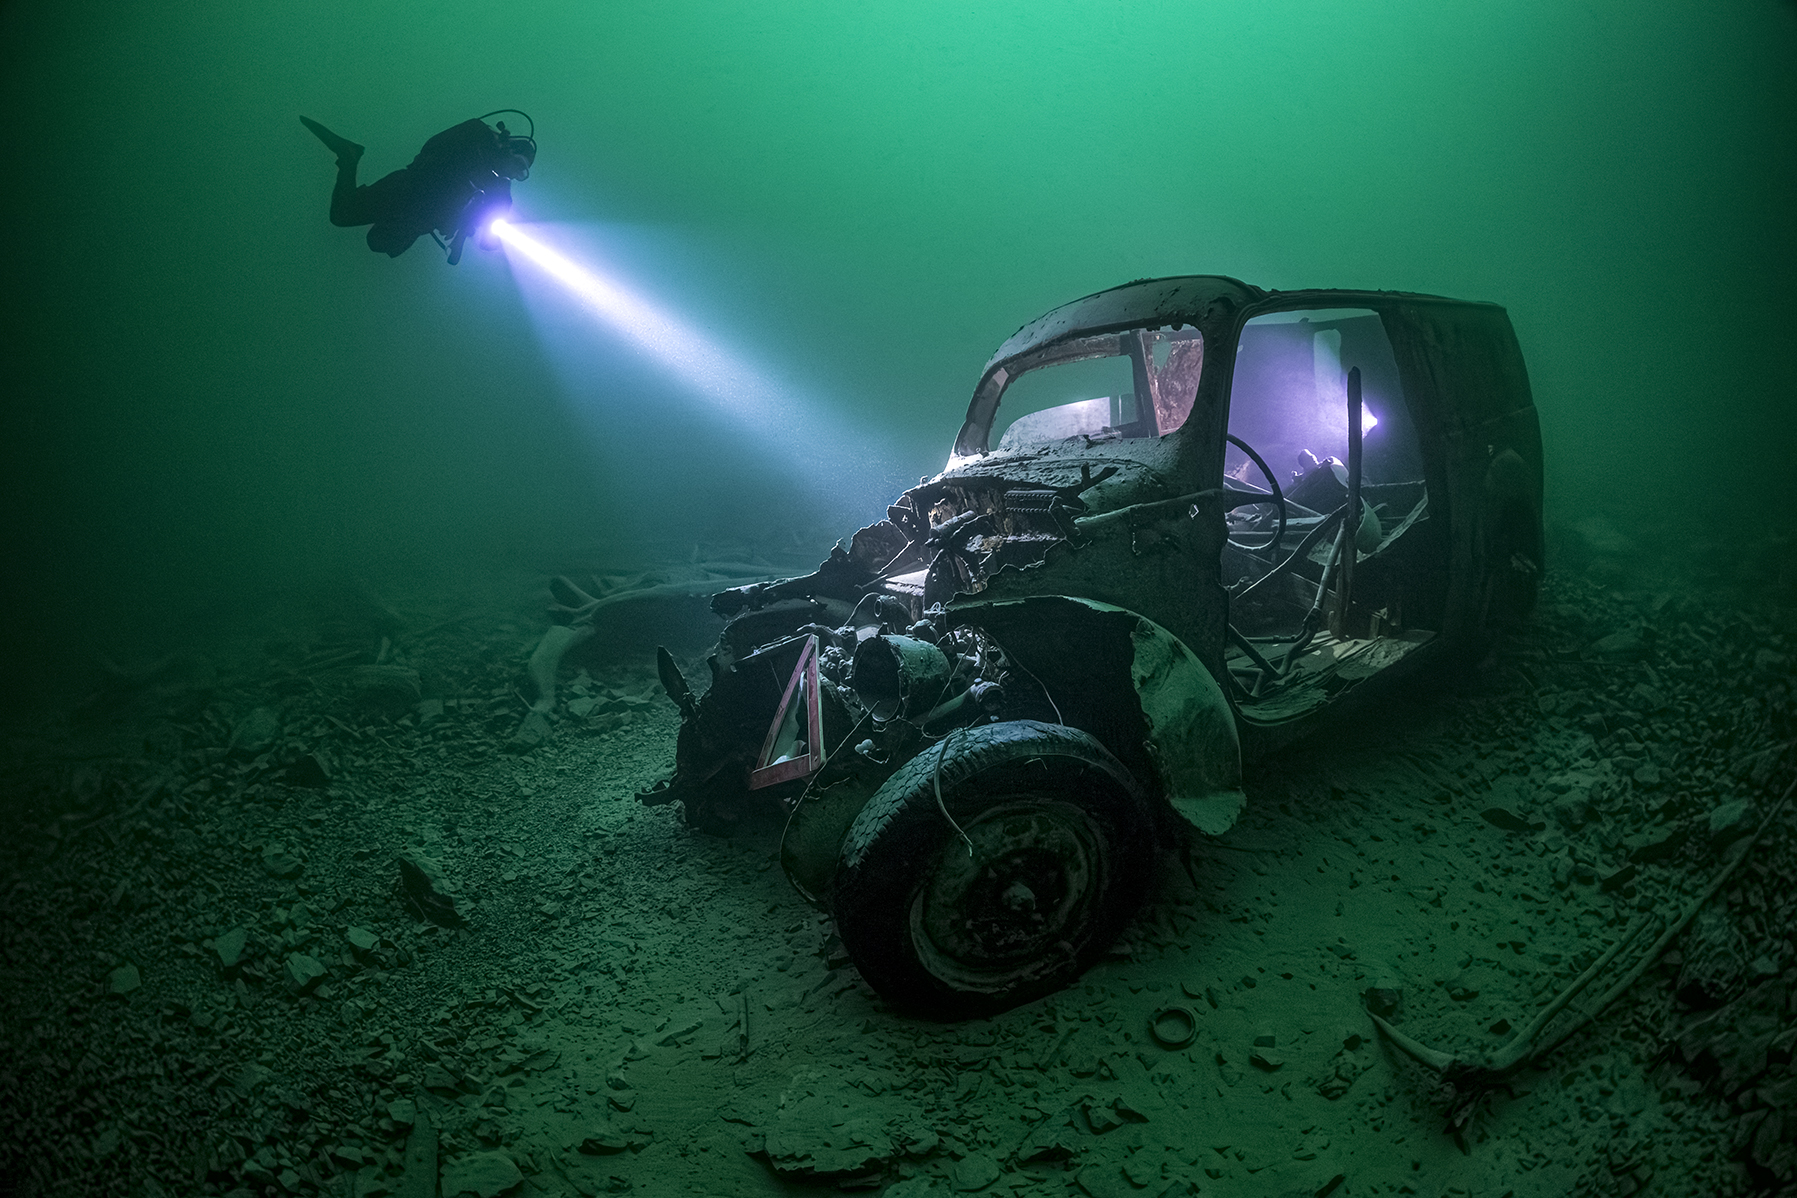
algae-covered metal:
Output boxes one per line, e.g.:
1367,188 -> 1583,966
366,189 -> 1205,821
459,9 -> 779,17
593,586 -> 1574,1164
641,274 -> 1543,1017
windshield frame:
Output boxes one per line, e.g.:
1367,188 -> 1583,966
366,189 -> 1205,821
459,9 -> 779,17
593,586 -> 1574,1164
959,324 -> 1204,455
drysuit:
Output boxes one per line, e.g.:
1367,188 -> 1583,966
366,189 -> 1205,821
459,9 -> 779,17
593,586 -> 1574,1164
304,116 -> 526,259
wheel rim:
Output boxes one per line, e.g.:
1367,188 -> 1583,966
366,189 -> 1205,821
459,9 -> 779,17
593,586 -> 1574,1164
908,796 -> 1108,993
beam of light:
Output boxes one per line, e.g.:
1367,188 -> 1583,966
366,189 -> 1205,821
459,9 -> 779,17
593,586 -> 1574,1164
490,218 -> 789,430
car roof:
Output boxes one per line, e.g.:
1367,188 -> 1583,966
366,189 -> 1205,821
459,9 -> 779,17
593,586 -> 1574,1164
980,274 -> 1498,380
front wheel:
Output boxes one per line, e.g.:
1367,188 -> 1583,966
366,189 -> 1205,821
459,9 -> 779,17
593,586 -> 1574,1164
830,720 -> 1152,1020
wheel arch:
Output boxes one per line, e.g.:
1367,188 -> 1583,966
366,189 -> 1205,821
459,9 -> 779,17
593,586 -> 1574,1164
947,595 -> 1246,837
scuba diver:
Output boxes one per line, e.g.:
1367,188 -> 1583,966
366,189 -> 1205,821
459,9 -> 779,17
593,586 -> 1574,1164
300,111 -> 536,264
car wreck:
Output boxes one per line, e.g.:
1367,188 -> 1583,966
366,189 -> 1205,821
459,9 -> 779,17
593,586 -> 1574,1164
638,275 -> 1545,1019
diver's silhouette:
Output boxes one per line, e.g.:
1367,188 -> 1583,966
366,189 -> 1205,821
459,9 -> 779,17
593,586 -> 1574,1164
301,113 -> 535,264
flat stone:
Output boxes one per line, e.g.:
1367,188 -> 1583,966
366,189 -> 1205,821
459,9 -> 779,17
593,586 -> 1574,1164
421,1065 -> 460,1092
950,1152 -> 1003,1191
261,843 -> 305,879
213,926 -> 248,967
109,963 -> 140,994
1625,826 -> 1686,863
1553,794 -> 1595,831
577,1123 -> 632,1155
284,751 -> 333,788
1599,863 -> 1638,891
351,665 -> 422,714
1073,1163 -> 1135,1198
398,855 -> 462,927
1249,1048 -> 1284,1071
1708,800 -> 1754,849
509,711 -> 552,750
1480,807 -> 1539,832
388,1098 -> 416,1125
440,1151 -> 523,1198
1084,1102 -> 1124,1134
393,1113 -> 438,1198
1016,1106 -> 1085,1163
1590,630 -> 1646,659
284,953 -> 326,993
345,925 -> 379,952
229,707 -> 281,756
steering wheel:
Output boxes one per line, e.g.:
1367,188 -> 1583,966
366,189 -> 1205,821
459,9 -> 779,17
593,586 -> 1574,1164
1223,434 -> 1288,555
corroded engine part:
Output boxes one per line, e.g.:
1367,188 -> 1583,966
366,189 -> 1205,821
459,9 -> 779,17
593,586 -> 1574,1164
850,635 -> 953,722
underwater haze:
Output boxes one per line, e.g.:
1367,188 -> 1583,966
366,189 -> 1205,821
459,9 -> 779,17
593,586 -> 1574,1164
1,0 -> 1793,699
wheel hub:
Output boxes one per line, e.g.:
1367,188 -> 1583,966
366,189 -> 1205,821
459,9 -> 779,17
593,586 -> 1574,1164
909,798 -> 1104,991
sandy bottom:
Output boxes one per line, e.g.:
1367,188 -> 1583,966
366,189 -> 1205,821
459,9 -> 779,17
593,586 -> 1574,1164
0,560 -> 1790,1198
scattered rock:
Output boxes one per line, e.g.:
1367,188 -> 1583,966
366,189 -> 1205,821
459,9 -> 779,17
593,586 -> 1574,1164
756,1068 -> 929,1179
1632,762 -> 1664,789
509,711 -> 553,750
108,963 -> 140,995
1480,806 -> 1540,832
1599,863 -> 1638,891
213,926 -> 248,968
655,1018 -> 703,1047
345,925 -> 379,953
284,750 -> 334,788
398,854 -> 463,927
1553,793 -> 1595,831
1590,629 -> 1647,659
284,953 -> 326,993
1626,826 -> 1687,863
1250,1048 -> 1285,1071
1084,1100 -> 1125,1134
229,707 -> 281,756
351,665 -> 422,714
393,1112 -> 438,1198
440,1151 -> 524,1198
1315,1038 -> 1368,1100
417,697 -> 444,723
1073,1162 -> 1135,1198
421,1065 -> 460,1092
1363,983 -> 1403,1018
388,1098 -> 416,1126
1677,909 -> 1747,1008
1016,1106 -> 1086,1163
577,1120 -> 639,1155
950,1152 -> 1003,1191
1708,800 -> 1754,850
261,842 -> 305,879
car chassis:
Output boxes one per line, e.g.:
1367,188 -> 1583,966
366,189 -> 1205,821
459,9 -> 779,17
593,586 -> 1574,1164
639,275 -> 1543,1019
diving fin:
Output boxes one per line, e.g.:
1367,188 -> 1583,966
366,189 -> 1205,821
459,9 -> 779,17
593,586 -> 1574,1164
299,116 -> 364,165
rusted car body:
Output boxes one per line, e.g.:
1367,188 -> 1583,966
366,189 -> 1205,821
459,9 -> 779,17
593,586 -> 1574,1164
641,275 -> 1543,1018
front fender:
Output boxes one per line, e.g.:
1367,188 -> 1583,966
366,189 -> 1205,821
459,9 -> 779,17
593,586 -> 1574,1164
948,596 -> 1245,836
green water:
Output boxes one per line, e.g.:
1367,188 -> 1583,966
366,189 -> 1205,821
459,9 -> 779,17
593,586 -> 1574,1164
1,0 -> 1792,697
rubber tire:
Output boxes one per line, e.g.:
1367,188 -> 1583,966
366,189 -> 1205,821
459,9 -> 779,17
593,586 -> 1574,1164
830,720 -> 1153,1020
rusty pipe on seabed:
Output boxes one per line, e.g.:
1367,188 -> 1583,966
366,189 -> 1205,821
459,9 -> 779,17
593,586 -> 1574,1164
1370,771 -> 1796,1085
